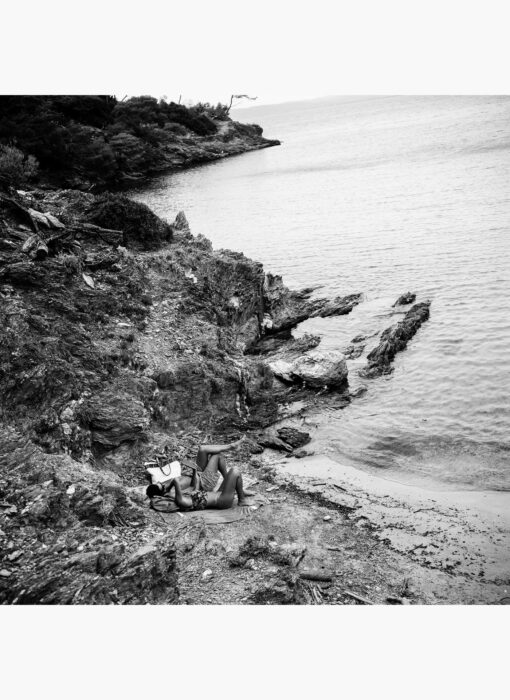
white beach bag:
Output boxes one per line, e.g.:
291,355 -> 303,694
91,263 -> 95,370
145,460 -> 181,484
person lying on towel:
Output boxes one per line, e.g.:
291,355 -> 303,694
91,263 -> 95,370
150,466 -> 255,511
148,437 -> 247,498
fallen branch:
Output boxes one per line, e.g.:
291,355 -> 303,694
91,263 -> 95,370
0,194 -> 38,232
70,223 -> 123,247
344,589 -> 374,605
311,585 -> 323,604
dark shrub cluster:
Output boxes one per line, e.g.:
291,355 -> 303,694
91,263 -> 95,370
86,193 -> 173,250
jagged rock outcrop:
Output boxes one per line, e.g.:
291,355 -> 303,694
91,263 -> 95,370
82,393 -> 151,450
173,211 -> 191,237
247,331 -> 321,356
243,362 -> 280,428
277,427 -> 311,448
360,301 -> 431,378
262,273 -> 362,335
1,188 -> 362,445
257,435 -> 294,452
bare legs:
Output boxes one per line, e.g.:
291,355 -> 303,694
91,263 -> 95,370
201,454 -> 228,485
195,438 -> 246,470
215,467 -> 253,509
196,444 -> 240,492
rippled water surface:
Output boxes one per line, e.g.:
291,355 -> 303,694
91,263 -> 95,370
131,96 -> 510,491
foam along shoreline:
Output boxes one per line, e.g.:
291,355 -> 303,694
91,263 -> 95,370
268,454 -> 510,585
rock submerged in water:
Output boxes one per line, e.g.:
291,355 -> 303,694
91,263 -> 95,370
360,301 -> 431,378
393,292 -> 416,306
317,293 -> 364,318
343,343 -> 365,360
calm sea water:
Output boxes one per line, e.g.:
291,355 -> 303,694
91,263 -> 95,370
131,96 -> 510,491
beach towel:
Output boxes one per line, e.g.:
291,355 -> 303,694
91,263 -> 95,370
152,493 -> 268,525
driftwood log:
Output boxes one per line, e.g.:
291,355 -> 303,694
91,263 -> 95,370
299,570 -> 334,582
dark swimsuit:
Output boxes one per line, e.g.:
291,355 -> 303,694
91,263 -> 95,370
188,490 -> 207,511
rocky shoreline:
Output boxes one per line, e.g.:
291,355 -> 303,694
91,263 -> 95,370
1,164 -> 507,603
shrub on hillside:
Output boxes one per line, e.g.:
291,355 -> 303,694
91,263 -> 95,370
162,103 -> 218,136
191,102 -> 230,120
66,123 -> 118,183
112,96 -> 164,131
87,193 -> 173,250
52,95 -> 116,128
109,132 -> 160,174
0,145 -> 39,186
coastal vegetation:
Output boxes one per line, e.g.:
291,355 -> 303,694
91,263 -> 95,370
0,95 -> 278,189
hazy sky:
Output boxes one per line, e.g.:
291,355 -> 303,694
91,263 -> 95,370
2,1 -> 508,104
